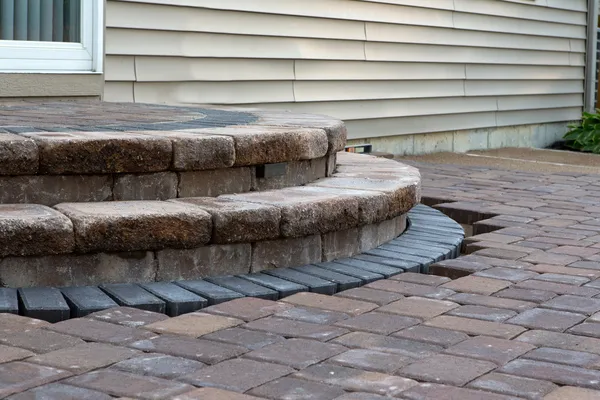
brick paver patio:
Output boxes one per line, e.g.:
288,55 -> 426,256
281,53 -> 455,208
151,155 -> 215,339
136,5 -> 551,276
5,160 -> 600,399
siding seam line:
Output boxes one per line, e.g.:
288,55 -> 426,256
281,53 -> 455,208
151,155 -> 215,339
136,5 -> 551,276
133,56 -> 137,102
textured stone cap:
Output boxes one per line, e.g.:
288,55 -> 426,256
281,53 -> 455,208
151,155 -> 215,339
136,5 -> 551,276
54,201 -> 212,253
0,204 -> 74,257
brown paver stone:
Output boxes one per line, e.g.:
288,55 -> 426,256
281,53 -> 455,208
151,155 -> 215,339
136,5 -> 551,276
400,382 -> 523,400
54,201 -> 212,253
27,342 -> 137,374
180,358 -> 294,393
202,298 -> 292,321
0,133 -> 38,176
0,314 -> 49,337
0,345 -> 34,364
334,287 -> 405,305
390,272 -> 451,286
328,348 -> 414,373
392,325 -> 469,347
523,347 -> 600,368
496,288 -> 557,303
536,273 -> 590,286
516,330 -> 600,355
333,394 -> 391,400
498,359 -> 600,389
243,338 -> 347,369
87,306 -> 169,328
528,264 -> 600,279
45,318 -> 157,345
441,276 -> 512,295
142,313 -> 243,337
398,354 -> 497,386
281,292 -> 377,316
7,383 -> 113,400
468,373 -> 558,400
0,204 -> 74,257
0,361 -> 72,398
292,363 -> 418,397
244,317 -> 349,341
448,292 -> 536,312
332,331 -> 444,359
377,296 -> 459,319
128,335 -> 247,364
544,386 -> 600,400
542,295 -> 600,315
424,315 -> 527,339
248,377 -> 347,400
334,312 -> 420,334
475,267 -> 539,282
274,306 -> 350,325
201,327 -> 285,350
568,322 -> 600,338
444,336 -> 535,365
506,308 -> 586,332
366,280 -> 455,299
66,369 -> 193,399
521,252 -> 580,266
0,329 -> 84,354
110,353 -> 205,379
447,305 -> 517,322
516,280 -> 600,297
173,387 -> 262,400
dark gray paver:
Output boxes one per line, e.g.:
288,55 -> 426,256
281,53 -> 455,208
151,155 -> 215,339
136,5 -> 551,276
204,276 -> 279,301
238,273 -> 308,298
174,280 -> 244,305
98,284 -> 166,314
263,269 -> 337,295
18,288 -> 70,323
293,265 -> 363,290
314,261 -> 384,283
0,288 -> 18,315
139,282 -> 207,317
60,286 -> 119,318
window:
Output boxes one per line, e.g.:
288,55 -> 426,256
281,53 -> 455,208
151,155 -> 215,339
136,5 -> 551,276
0,0 -> 103,72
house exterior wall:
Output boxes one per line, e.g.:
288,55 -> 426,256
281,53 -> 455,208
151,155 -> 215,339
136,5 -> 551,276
104,0 -> 588,154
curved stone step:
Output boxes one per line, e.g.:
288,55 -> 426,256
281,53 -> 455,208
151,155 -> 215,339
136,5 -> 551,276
0,103 -> 346,205
0,205 -> 464,321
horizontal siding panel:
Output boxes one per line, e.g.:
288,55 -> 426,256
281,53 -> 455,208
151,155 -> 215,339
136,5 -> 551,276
465,80 -> 583,96
107,2 -> 366,41
105,56 -> 136,81
546,0 -> 587,12
366,42 -> 575,65
466,65 -> 584,80
454,0 -> 586,25
366,23 -> 572,51
295,61 -> 466,80
133,81 -> 295,104
135,57 -> 295,82
103,82 -> 134,102
497,94 -> 583,111
361,0 -> 455,11
106,29 -> 366,60
116,0 -> 455,27
345,112 -> 498,138
496,107 -> 582,126
247,97 -> 499,120
293,80 -> 465,102
454,13 -> 586,39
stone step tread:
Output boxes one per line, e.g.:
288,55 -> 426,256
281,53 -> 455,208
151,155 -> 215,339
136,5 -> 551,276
0,155 -> 420,257
1,104 -> 345,176
0,205 -> 463,321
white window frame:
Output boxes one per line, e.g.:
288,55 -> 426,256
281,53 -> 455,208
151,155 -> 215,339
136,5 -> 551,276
0,0 -> 103,73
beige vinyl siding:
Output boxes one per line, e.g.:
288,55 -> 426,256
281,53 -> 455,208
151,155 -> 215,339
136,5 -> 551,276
104,0 -> 587,140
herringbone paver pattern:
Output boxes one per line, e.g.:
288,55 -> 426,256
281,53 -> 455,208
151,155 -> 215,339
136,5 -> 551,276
5,161 -> 600,399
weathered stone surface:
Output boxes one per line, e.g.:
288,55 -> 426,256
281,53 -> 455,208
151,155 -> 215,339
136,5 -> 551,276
0,345 -> 34,364
178,167 -> 252,197
251,235 -> 321,271
156,244 -> 251,280
252,158 -> 327,191
187,125 -> 328,166
143,313 -> 243,337
65,370 -> 193,399
0,362 -> 72,398
224,186 -> 359,237
0,205 -> 74,257
54,201 -> 212,253
172,197 -> 280,244
359,217 -> 405,253
248,377 -> 346,400
174,387 -> 262,400
88,307 -> 169,328
113,172 -> 178,201
7,383 -> 113,400
0,132 -> 38,175
141,131 -> 235,171
111,353 -> 206,380
0,329 -> 84,354
22,131 -> 172,174
244,338 -> 347,369
322,228 -> 360,261
0,175 -> 113,206
399,354 -> 497,386
327,152 -> 337,176
468,372 -> 558,399
0,251 -> 156,288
